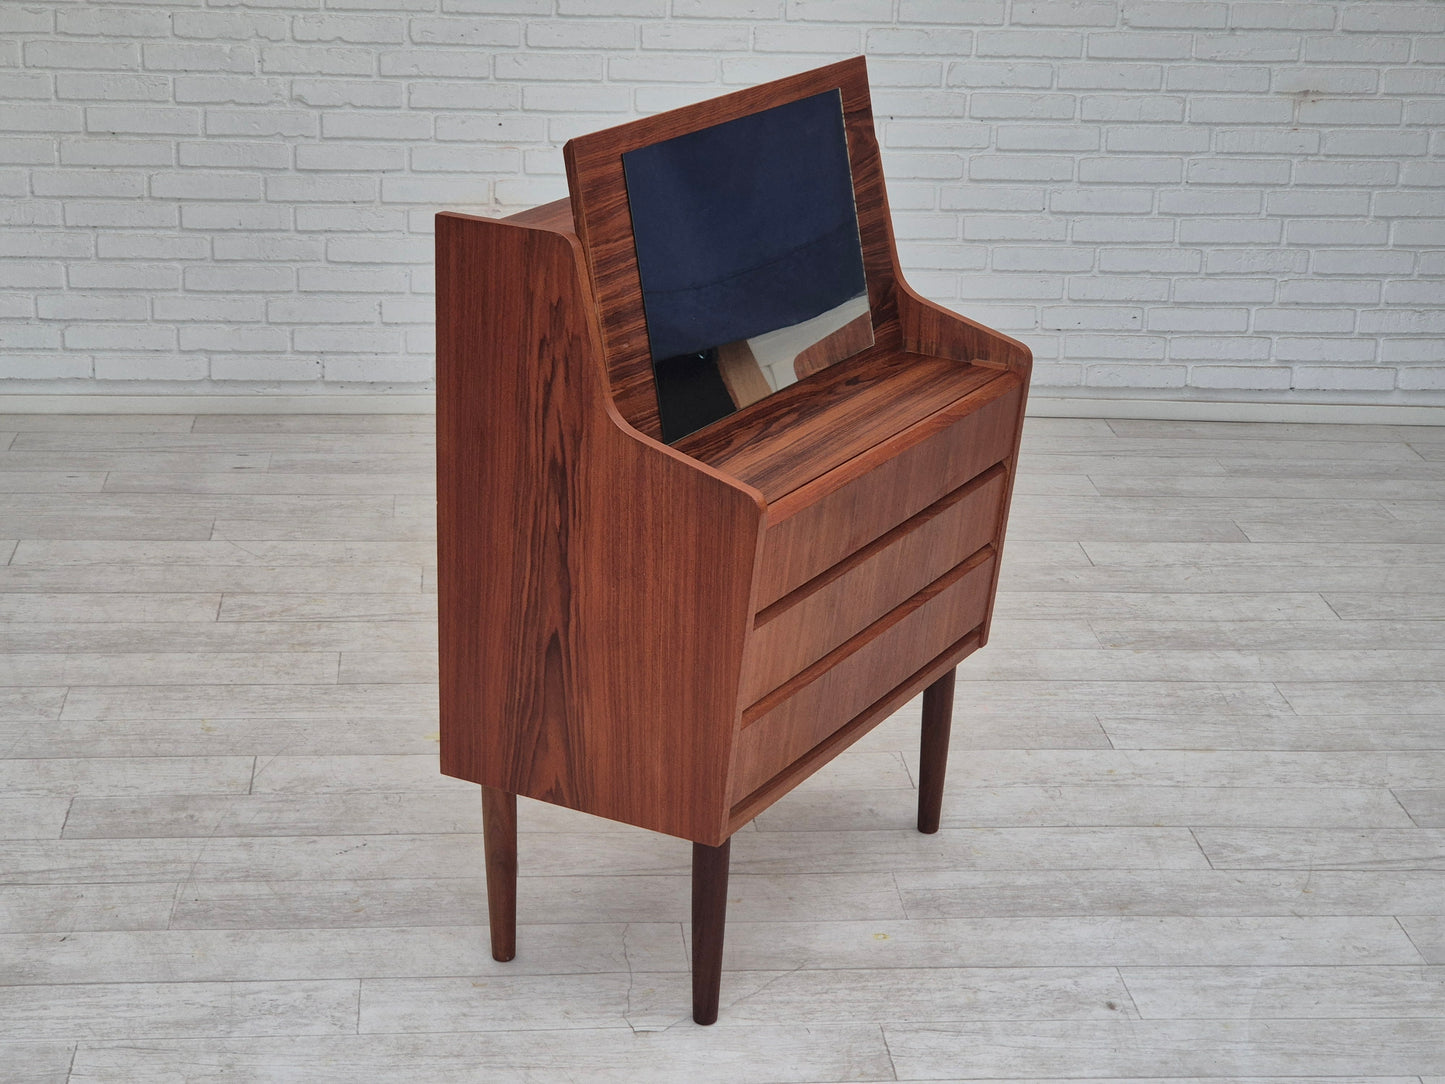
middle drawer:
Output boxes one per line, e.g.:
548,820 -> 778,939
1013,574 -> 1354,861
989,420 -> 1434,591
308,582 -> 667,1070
741,463 -> 1005,706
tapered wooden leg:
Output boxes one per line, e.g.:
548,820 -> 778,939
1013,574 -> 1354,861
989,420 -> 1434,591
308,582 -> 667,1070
481,786 -> 517,962
691,837 -> 731,1025
917,666 -> 957,834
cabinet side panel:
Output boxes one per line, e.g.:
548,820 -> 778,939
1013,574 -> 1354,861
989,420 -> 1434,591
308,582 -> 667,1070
436,213 -> 760,845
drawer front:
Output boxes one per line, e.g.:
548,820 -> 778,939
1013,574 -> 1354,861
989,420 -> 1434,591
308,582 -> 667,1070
755,377 -> 1020,608
742,465 -> 1004,706
731,548 -> 995,805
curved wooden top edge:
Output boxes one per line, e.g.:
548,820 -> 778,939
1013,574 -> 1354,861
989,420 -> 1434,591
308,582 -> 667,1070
563,56 -> 869,168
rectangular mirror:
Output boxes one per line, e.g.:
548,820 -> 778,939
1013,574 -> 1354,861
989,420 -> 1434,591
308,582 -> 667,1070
622,89 -> 874,443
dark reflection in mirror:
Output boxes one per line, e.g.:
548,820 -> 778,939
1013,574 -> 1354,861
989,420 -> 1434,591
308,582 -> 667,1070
622,88 -> 873,443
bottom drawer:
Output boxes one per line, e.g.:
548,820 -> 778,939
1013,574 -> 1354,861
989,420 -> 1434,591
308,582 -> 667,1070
730,546 -> 995,804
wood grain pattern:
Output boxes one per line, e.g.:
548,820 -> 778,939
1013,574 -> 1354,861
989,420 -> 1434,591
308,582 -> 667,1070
755,376 -> 1022,608
917,667 -> 957,834
743,468 -> 1004,705
480,786 -> 516,962
732,549 -> 996,803
691,837 -> 731,1026
436,211 -> 763,846
564,57 -> 902,441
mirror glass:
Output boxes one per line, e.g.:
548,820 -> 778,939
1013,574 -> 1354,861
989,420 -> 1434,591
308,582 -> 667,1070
622,88 -> 873,443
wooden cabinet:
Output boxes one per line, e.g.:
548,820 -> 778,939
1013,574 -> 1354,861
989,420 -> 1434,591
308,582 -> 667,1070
436,57 -> 1031,1024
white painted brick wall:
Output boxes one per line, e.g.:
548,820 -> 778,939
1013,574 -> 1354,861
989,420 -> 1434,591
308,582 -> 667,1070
2,0 -> 1443,401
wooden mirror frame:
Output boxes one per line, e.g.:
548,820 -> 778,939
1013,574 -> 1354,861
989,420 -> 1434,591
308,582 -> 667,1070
565,56 -> 898,443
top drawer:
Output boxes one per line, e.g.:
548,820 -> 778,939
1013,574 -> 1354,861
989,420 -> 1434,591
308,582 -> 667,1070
754,375 -> 1022,608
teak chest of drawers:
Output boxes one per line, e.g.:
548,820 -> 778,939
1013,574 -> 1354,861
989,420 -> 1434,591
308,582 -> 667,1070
436,57 -> 1031,1024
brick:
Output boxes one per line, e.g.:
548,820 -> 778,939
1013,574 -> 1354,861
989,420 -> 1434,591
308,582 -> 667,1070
410,82 -> 518,110
1292,160 -> 1398,187
180,141 -> 292,170
996,124 -> 1099,151
96,234 -> 209,261
971,155 -> 1075,182
1177,218 -> 1282,244
172,12 -> 289,42
265,176 -> 377,203
1087,32 -> 1192,60
671,0 -> 782,15
1267,190 -> 1371,217
860,60 -> 945,88
1189,365 -> 1292,390
1312,250 -> 1414,276
1186,158 -> 1291,186
0,356 -> 91,380
1292,366 -> 1394,391
65,325 -> 176,352
1383,281 -> 1445,306
174,76 -> 287,105
1272,67 -> 1379,95
292,14 -> 407,43
0,104 -> 83,134
295,143 -> 407,172
1087,363 -> 1187,387
178,325 -> 289,353
1012,2 -> 1116,27
977,30 -> 1084,57
1189,96 -> 1294,125
1080,94 -> 1183,121
1231,4 -> 1336,31
526,20 -> 634,48
1298,98 -> 1403,126
1049,187 -> 1152,213
53,74 -> 166,103
55,7 -> 172,38
292,79 -> 405,109
786,0 -> 892,19
321,111 -> 432,140
0,6 -> 52,33
1057,61 -> 1163,89
1072,217 -> 1174,243
1278,280 -> 1381,306
269,298 -> 379,324
211,356 -> 324,382
1046,303 -> 1144,329
941,186 -> 1046,211
179,205 -> 291,232
993,247 -> 1093,272
1253,308 -> 1355,334
1274,339 -> 1379,363
69,264 -> 179,291
96,356 -> 208,381
1167,337 -> 1273,361
1341,3 -> 1445,34
1289,215 -> 1387,249
1164,64 -> 1271,92
870,29 -> 974,56
1067,277 -> 1168,301
899,0 -> 1005,23
1172,278 -> 1274,303
1065,333 -> 1166,359
204,110 -> 318,138
884,121 -> 991,149
213,236 -> 325,262
261,46 -> 375,76
65,201 -> 178,229
1122,1 -> 1227,29
323,357 -> 432,382
1215,129 -> 1320,154
969,92 -> 1076,119
609,54 -> 719,81
641,24 -> 750,50
31,171 -> 145,198
1078,156 -> 1181,183
1161,189 -> 1264,216
183,265 -> 294,293
0,324 -> 62,351
494,52 -> 601,81
291,326 -> 407,356
1321,129 -> 1429,157
1104,126 -> 1208,153
1303,34 -> 1410,64
1193,31 -> 1302,62
0,71 -> 51,99
152,297 -> 266,323
25,40 -> 141,70
143,44 -> 256,73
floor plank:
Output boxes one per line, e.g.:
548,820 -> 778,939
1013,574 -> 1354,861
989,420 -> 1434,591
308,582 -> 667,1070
3,411 -> 1443,1079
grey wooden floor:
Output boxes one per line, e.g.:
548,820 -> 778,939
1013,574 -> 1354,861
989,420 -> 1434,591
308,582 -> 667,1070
2,411 -> 1444,1083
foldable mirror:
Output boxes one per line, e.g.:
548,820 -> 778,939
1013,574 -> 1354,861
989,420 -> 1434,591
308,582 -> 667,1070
621,89 -> 874,443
